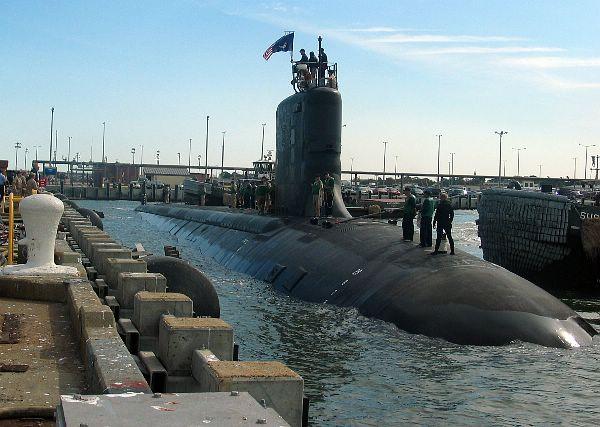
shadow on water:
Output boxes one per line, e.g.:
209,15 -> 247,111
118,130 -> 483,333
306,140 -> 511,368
79,201 -> 600,426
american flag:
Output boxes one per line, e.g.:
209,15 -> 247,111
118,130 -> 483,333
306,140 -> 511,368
263,32 -> 294,61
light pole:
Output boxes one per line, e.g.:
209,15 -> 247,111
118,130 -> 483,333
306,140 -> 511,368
68,136 -> 72,175
580,143 -> 596,180
24,148 -> 28,169
382,141 -> 388,184
503,160 -> 507,177
394,155 -> 399,183
101,122 -> 106,163
177,152 -> 181,165
495,131 -> 508,186
33,145 -> 41,162
221,131 -> 226,174
435,134 -> 442,187
205,116 -> 209,180
572,157 -> 577,180
188,138 -> 192,172
131,147 -> 136,164
156,150 -> 160,165
14,142 -> 21,168
197,154 -> 202,167
350,157 -> 354,185
450,152 -> 455,185
49,107 -> 54,165
512,146 -> 526,176
140,145 -> 144,165
538,164 -> 542,177
261,123 -> 266,160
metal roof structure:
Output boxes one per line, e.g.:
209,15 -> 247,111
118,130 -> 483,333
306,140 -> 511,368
141,166 -> 190,176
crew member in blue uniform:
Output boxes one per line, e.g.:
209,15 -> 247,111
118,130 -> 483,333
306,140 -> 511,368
419,190 -> 434,247
432,193 -> 455,255
402,187 -> 416,241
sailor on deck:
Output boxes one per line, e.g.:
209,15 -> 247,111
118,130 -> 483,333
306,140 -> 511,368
312,175 -> 323,217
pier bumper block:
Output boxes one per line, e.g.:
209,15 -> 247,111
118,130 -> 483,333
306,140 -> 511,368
133,291 -> 193,336
105,258 -> 147,289
158,316 -> 234,375
116,272 -> 166,308
192,350 -> 303,427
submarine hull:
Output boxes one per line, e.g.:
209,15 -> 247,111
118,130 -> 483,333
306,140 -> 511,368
136,204 -> 596,348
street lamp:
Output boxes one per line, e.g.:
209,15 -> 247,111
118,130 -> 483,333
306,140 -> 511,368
68,136 -> 72,175
512,146 -> 526,176
197,154 -> 202,167
394,155 -> 399,183
131,147 -> 136,164
350,156 -> 354,185
32,145 -> 41,162
101,122 -> 106,163
435,134 -> 442,187
261,123 -> 266,160
579,143 -> 596,180
221,131 -> 226,173
382,141 -> 388,183
156,150 -> 160,165
24,148 -> 29,169
495,131 -> 508,186
572,157 -> 577,180
188,138 -> 192,172
177,152 -> 181,165
538,164 -> 543,177
14,141 -> 21,168
49,107 -> 54,165
205,116 -> 209,179
449,152 -> 455,185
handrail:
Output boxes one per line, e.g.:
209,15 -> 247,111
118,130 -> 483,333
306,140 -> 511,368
8,193 -> 14,265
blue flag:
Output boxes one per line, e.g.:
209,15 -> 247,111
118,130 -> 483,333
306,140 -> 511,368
263,33 -> 294,61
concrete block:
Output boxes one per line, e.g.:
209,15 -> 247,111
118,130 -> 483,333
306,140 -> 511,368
105,295 -> 120,319
95,249 -> 132,275
81,235 -> 114,256
55,250 -> 82,265
65,279 -> 103,341
105,258 -> 148,289
138,351 -> 167,393
85,338 -> 151,394
195,354 -> 304,427
89,242 -> 122,265
158,316 -> 234,375
116,272 -> 165,308
133,291 -> 193,336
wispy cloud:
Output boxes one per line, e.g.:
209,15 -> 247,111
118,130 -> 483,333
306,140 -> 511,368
240,4 -> 600,91
409,46 -> 565,55
502,56 -> 600,68
368,34 -> 525,43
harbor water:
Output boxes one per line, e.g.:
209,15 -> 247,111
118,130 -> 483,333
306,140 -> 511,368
79,201 -> 600,426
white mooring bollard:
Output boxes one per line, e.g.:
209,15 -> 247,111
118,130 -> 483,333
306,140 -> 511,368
1,194 -> 78,276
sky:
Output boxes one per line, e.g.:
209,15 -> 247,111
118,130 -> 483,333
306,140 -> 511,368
1,0 -> 599,178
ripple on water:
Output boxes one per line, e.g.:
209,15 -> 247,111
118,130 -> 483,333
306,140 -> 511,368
78,201 -> 600,426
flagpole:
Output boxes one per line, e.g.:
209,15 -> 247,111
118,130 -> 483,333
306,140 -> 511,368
285,30 -> 294,62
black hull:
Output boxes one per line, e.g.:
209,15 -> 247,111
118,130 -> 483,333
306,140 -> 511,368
137,204 -> 596,348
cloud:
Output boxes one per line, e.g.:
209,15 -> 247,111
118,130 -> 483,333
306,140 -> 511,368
502,56 -> 600,68
368,34 -> 525,43
408,46 -> 565,55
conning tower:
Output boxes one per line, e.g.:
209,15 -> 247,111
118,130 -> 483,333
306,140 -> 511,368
275,87 -> 351,218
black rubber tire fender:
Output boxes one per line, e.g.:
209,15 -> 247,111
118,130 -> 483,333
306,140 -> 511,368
145,255 -> 220,318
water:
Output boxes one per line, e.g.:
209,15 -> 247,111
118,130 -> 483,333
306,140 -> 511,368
79,201 -> 600,426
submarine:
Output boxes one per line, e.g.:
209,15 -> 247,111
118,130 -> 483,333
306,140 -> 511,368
137,55 -> 596,349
